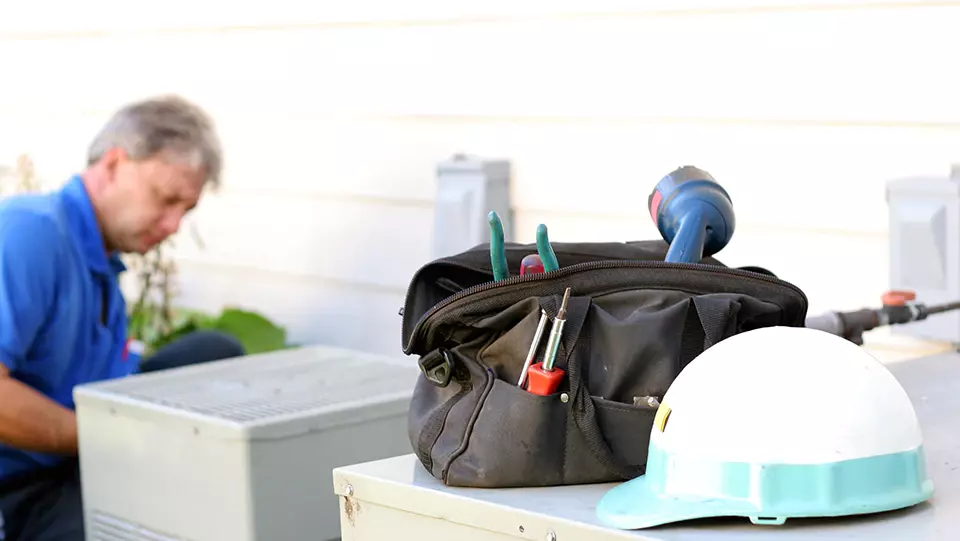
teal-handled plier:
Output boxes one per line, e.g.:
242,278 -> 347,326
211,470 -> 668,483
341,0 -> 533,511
489,213 -> 561,281
536,224 -> 560,272
488,211 -> 510,281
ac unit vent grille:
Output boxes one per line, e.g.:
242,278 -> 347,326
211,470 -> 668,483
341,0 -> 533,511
90,511 -> 188,541
91,349 -> 416,422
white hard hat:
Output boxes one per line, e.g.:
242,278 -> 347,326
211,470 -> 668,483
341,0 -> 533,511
596,326 -> 933,529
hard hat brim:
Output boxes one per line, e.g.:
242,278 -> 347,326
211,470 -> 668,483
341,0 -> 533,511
596,472 -> 731,530
596,443 -> 934,530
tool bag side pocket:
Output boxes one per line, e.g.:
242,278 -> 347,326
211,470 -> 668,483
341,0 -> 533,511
441,295 -> 597,487
407,339 -> 492,481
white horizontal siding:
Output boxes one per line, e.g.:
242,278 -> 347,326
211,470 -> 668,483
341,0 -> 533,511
2,1 -> 957,355
5,112 -> 958,236
0,1 -> 945,35
173,192 -> 432,292
164,261 -> 408,354
174,188 -> 890,312
2,5 -> 959,122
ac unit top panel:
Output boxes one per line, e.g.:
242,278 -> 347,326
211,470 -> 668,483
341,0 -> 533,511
887,176 -> 960,198
74,346 -> 420,440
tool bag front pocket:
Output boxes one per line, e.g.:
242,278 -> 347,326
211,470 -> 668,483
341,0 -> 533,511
402,241 -> 808,488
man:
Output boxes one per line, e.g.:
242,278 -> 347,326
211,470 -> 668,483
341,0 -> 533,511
0,96 -> 246,540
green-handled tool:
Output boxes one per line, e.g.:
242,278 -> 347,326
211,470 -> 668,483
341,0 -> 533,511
536,224 -> 560,272
488,211 -> 510,281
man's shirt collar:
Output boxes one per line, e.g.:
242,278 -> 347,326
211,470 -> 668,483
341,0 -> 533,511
59,175 -> 126,275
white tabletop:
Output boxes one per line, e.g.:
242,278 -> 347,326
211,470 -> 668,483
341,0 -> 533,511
334,349 -> 959,539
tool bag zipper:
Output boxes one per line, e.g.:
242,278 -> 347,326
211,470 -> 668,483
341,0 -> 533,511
402,259 -> 809,356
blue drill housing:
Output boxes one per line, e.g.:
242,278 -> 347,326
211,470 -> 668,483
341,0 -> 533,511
648,166 -> 736,264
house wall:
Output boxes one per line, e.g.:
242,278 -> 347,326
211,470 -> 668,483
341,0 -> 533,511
1,1 -> 957,356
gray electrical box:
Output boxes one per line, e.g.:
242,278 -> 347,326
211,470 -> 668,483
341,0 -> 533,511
887,166 -> 960,343
433,154 -> 512,259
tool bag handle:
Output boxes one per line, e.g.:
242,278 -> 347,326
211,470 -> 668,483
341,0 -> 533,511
548,293 -> 735,480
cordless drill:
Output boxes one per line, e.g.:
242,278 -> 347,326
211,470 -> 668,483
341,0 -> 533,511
648,166 -> 736,264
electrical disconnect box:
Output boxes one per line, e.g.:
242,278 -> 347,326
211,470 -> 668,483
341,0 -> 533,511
887,165 -> 960,343
75,345 -> 420,541
433,154 -> 512,259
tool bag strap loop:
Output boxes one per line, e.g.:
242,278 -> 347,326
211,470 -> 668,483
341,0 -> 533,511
677,296 -> 741,371
693,296 -> 742,349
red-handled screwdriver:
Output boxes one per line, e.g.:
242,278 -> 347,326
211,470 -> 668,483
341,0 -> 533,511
520,254 -> 545,276
526,287 -> 571,396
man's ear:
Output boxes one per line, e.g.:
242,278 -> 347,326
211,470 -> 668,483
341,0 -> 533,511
99,147 -> 128,182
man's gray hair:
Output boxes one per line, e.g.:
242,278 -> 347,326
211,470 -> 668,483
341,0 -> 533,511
87,95 -> 222,187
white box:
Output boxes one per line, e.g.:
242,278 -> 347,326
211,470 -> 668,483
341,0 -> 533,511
75,345 -> 419,541
887,171 -> 960,343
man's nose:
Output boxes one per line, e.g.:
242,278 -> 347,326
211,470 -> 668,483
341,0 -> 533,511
162,212 -> 183,237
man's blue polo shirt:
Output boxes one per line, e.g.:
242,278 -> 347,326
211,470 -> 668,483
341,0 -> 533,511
0,176 -> 134,480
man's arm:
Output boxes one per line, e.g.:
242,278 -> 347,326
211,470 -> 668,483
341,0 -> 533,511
0,207 -> 79,455
0,364 -> 78,454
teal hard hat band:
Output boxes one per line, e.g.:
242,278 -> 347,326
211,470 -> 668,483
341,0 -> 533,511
597,442 -> 934,529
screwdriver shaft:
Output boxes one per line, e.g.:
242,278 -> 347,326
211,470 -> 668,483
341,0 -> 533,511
518,310 -> 549,387
542,288 -> 571,372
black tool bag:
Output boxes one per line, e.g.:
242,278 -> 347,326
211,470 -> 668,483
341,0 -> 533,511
401,239 -> 808,488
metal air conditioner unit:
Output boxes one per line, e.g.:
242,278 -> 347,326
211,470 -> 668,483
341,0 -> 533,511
75,345 -> 419,541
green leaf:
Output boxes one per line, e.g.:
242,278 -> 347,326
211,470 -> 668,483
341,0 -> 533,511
171,307 -> 217,329
149,319 -> 199,351
211,308 -> 287,354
